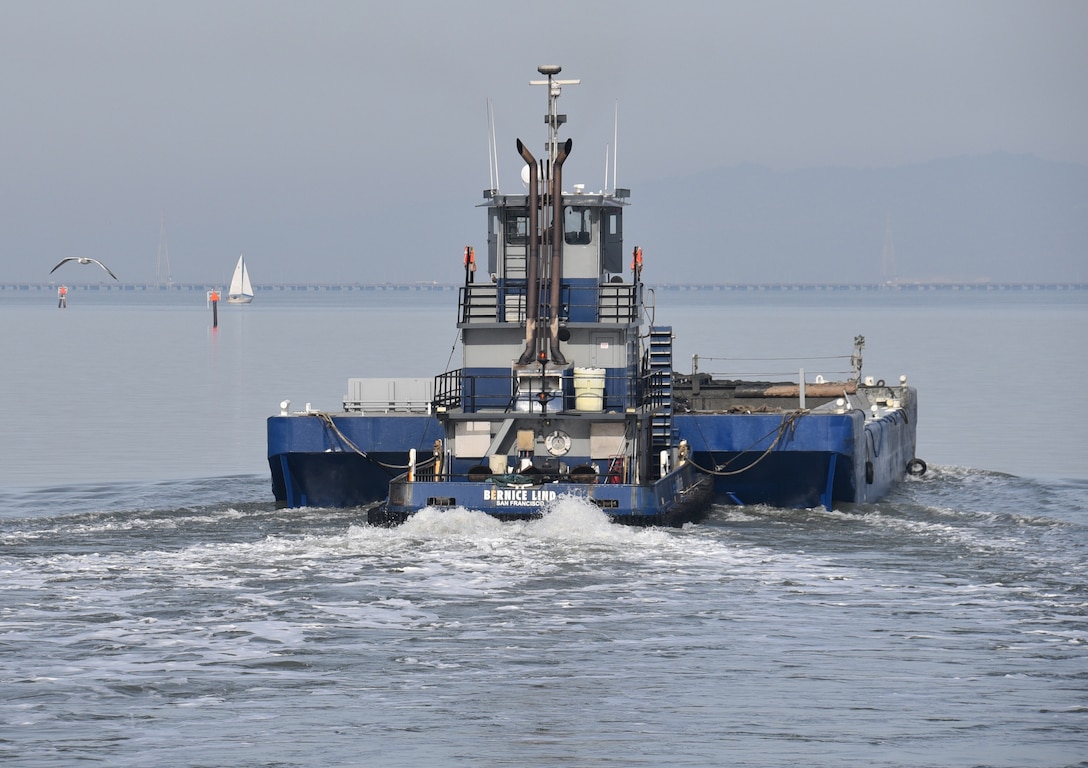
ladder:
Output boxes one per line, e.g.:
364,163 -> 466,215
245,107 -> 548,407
648,326 -> 675,456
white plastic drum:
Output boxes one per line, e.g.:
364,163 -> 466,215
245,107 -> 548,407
573,367 -> 605,412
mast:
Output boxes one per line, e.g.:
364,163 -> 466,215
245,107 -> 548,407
530,65 -> 579,164
526,65 -> 579,365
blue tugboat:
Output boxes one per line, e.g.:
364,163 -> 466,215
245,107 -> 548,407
266,65 -> 923,522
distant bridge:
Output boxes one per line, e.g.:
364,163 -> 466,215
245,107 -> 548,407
2,281 -> 1086,293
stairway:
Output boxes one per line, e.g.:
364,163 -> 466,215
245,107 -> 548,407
648,326 -> 675,456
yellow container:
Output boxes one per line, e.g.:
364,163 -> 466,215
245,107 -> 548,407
573,367 -> 605,412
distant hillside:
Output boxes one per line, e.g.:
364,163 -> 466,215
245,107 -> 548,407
630,154 -> 1088,284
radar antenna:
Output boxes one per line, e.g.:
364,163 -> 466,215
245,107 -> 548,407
530,64 -> 579,164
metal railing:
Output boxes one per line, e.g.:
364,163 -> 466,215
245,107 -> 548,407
432,367 -> 666,414
458,282 -> 638,324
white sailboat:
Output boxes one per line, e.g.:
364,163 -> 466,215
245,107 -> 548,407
227,254 -> 254,304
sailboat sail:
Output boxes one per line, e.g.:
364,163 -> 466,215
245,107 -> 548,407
227,255 -> 254,303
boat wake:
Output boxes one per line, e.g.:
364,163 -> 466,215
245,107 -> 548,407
359,493 -> 680,551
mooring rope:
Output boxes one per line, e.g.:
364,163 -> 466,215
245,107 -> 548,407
313,412 -> 435,471
687,410 -> 804,477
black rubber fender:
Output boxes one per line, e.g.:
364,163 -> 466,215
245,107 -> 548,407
467,465 -> 493,482
906,458 -> 927,476
570,465 -> 597,483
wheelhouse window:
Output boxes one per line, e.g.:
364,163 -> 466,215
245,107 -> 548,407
602,208 -> 623,273
564,206 -> 593,245
504,208 -> 529,245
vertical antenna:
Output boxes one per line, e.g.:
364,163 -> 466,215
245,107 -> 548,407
604,143 -> 610,194
486,100 -> 494,192
487,99 -> 499,193
613,100 -> 619,192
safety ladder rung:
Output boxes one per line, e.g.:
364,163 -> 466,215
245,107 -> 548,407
649,325 -> 674,450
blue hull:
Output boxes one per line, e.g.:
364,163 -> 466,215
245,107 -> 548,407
371,463 -> 714,528
674,401 -> 918,509
268,391 -> 918,511
268,413 -> 441,509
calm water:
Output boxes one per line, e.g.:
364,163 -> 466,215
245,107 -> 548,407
2,287 -> 1086,767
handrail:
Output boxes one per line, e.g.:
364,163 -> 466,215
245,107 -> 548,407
458,282 -> 639,324
432,367 -> 665,413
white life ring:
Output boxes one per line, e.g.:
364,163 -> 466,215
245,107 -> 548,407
544,430 -> 572,456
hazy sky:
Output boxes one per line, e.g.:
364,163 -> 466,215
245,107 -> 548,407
2,0 -> 1085,284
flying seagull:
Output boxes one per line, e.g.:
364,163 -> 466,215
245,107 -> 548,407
49,257 -> 119,281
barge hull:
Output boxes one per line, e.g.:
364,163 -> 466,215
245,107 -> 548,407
269,401 -> 917,511
268,413 -> 442,508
